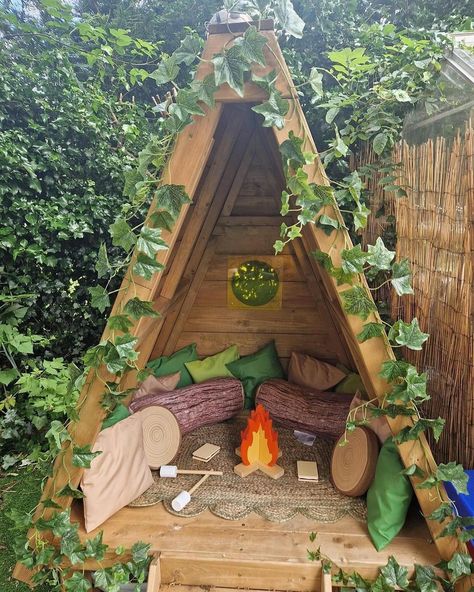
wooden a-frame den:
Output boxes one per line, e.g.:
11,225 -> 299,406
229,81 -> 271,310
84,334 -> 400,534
15,20 -> 470,592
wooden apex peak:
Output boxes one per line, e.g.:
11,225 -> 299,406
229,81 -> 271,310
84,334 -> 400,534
207,18 -> 274,35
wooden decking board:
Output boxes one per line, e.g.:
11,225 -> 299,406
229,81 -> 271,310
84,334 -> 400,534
70,502 -> 440,587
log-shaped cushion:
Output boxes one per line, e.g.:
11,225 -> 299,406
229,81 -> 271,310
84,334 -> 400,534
331,427 -> 379,496
256,379 -> 353,439
129,378 -> 244,434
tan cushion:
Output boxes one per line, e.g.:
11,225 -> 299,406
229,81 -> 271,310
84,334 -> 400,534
350,392 -> 392,444
132,371 -> 181,401
288,352 -> 346,391
81,414 -> 153,532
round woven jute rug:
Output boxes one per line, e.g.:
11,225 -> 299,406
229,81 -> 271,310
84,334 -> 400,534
129,419 -> 367,523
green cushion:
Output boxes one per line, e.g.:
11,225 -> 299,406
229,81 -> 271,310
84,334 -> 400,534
185,345 -> 239,383
101,404 -> 130,431
335,372 -> 366,395
367,437 -> 413,550
226,341 -> 284,409
147,343 -> 198,388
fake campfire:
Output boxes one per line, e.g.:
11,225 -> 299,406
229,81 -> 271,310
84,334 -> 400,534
234,404 -> 284,479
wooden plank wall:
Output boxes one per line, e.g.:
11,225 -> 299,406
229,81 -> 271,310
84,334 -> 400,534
151,107 -> 353,372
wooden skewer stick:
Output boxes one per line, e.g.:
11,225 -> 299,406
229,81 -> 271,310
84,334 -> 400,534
171,472 -> 221,512
159,465 -> 222,478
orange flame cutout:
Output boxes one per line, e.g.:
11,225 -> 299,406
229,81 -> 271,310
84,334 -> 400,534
240,404 -> 279,466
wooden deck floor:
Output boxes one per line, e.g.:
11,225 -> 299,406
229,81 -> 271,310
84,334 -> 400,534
71,501 -> 440,591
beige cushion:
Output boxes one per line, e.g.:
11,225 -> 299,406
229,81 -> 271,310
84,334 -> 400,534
132,371 -> 181,401
288,352 -> 346,391
81,414 -> 153,532
350,392 -> 392,444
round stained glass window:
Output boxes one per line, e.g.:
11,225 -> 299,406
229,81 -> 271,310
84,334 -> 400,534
230,260 -> 280,307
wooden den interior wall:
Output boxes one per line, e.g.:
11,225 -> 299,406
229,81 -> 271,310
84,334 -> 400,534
150,104 -> 354,373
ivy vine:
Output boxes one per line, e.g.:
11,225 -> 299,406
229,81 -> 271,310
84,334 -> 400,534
6,0 -> 473,589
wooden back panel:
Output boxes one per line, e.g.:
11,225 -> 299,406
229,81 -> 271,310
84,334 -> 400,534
150,107 -> 353,371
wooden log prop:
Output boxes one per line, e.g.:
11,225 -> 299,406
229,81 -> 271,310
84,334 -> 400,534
255,379 -> 354,440
129,377 -> 244,435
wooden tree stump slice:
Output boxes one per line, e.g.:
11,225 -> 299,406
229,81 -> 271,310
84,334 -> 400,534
140,406 -> 182,469
331,427 -> 379,497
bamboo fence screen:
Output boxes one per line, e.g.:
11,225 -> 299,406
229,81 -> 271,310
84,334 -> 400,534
357,124 -> 473,467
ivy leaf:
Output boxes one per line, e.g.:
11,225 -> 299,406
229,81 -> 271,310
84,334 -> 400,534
280,131 -> 306,174
84,532 -> 107,561
109,218 -> 136,252
72,445 -> 102,469
252,91 -> 289,129
393,418 -> 445,444
273,240 -> 285,254
133,254 -> 164,280
391,259 -> 414,296
341,244 -> 366,274
366,237 -> 395,270
154,184 -> 190,219
170,89 -> 205,121
83,342 -> 109,368
447,553 -> 472,580
149,210 -> 175,232
213,45 -> 248,97
353,201 -> 371,231
96,243 -> 111,278
414,564 -> 438,592
427,502 -> 453,522
114,334 -> 138,362
251,69 -> 278,94
234,25 -> 267,66
312,184 -> 335,203
191,74 -> 218,108
173,34 -> 203,66
64,571 -> 91,592
373,132 -> 388,156
46,420 -> 71,451
131,541 -> 150,564
137,226 -> 168,258
436,462 -> 469,495
387,366 -> 428,403
379,360 -> 410,382
123,297 -> 159,320
357,322 -> 385,342
308,67 -> 323,98
316,214 -> 340,235
149,55 -> 179,85
331,267 -> 356,286
401,464 -> 425,478
390,318 -> 429,350
340,285 -> 377,320
380,556 -> 409,590
436,516 -> 474,541
60,524 -> 83,564
107,314 -> 133,333
58,483 -> 85,499
88,286 -> 110,313
273,0 -> 305,38
312,250 -> 334,273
